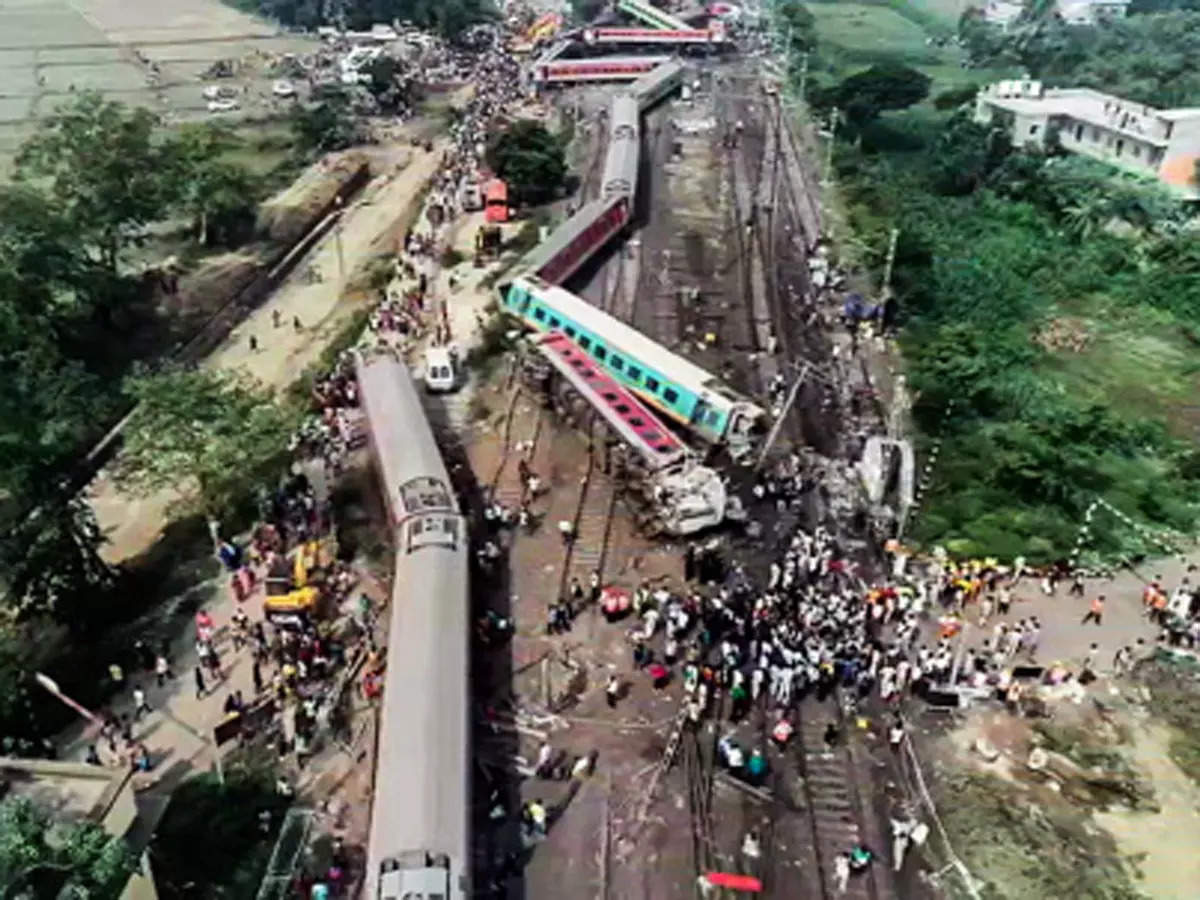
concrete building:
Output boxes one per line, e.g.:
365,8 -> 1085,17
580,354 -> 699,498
0,758 -> 158,900
974,80 -> 1200,198
983,0 -> 1025,29
1057,0 -> 1130,24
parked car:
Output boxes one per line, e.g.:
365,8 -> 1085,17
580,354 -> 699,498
202,84 -> 238,101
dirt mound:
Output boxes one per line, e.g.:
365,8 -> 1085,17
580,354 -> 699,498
174,252 -> 262,321
256,150 -> 371,246
1034,316 -> 1093,353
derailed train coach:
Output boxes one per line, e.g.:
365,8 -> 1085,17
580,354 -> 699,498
629,60 -> 685,112
602,93 -> 640,202
503,275 -> 764,446
357,351 -> 470,900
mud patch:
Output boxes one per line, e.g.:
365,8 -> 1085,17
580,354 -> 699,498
1095,724 -> 1200,900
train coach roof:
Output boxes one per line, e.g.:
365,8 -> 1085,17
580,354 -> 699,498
514,276 -> 753,406
355,351 -> 455,517
517,197 -> 615,275
545,55 -> 670,69
631,61 -> 685,106
536,332 -> 687,470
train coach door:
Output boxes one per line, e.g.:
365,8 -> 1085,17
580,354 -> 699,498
690,398 -> 713,433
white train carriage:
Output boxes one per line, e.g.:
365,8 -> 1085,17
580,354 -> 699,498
357,351 -> 470,900
532,55 -> 669,84
630,60 -> 685,112
601,93 -> 641,202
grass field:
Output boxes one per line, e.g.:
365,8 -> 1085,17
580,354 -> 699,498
1042,300 -> 1200,441
805,1 -> 1015,89
0,0 -> 317,175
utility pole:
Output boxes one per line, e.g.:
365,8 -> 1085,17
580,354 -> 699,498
756,363 -> 809,469
823,108 -> 839,182
948,622 -> 971,687
797,51 -> 809,99
333,194 -> 345,284
881,227 -> 901,297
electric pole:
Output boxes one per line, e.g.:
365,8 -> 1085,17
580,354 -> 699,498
881,227 -> 900,297
823,107 -> 839,182
334,194 -> 345,284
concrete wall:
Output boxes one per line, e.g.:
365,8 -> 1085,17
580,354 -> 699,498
121,852 -> 159,900
1160,116 -> 1200,197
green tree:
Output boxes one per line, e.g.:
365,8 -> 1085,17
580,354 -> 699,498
0,795 -> 137,899
0,492 -> 115,629
776,0 -> 817,55
15,92 -> 168,274
0,186 -> 88,321
932,84 -> 980,111
290,91 -> 360,154
485,119 -> 567,206
230,0 -> 495,36
365,56 -> 420,114
163,123 -> 258,247
114,367 -> 301,520
836,64 -> 932,125
928,113 -> 1012,196
151,756 -> 291,899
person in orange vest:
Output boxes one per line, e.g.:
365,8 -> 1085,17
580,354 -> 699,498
1151,587 -> 1168,624
1142,577 -> 1162,618
1081,594 -> 1104,626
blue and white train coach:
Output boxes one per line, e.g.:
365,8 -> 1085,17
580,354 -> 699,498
504,275 -> 764,445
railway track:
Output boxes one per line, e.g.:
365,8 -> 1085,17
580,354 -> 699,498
488,381 -> 546,512
684,727 -> 719,887
557,416 -> 618,604
796,700 -> 883,900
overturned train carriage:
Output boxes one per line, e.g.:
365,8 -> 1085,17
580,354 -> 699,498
504,275 -> 764,445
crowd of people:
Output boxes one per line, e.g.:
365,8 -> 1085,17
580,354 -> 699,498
81,466 -> 370,783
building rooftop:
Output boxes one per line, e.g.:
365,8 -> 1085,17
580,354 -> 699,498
979,82 -> 1200,145
0,758 -> 133,829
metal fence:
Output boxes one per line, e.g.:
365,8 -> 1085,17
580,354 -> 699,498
256,807 -> 316,900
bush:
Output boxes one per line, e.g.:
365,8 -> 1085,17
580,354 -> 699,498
288,307 -> 372,405
150,751 -> 292,899
485,120 -> 568,206
507,221 -> 541,254
933,84 -> 979,110
935,771 -> 1146,899
838,116 -> 1200,561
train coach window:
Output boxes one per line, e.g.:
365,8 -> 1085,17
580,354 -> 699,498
707,411 -> 720,427
550,316 -> 561,328
594,346 -> 607,361
534,307 -> 546,322
565,326 -> 577,338
579,336 -> 591,350
664,388 -> 679,405
611,356 -> 624,371
645,376 -> 660,393
628,366 -> 641,381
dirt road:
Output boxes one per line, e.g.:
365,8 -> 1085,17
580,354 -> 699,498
90,140 -> 448,562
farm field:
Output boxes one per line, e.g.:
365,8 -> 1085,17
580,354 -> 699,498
0,0 -> 319,173
804,1 -> 1014,88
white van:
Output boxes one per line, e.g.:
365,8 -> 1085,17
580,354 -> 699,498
423,346 -> 459,393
